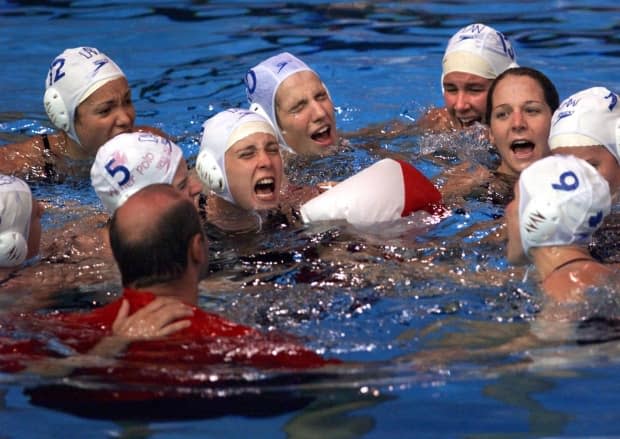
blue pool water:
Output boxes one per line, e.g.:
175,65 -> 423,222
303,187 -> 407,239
2,1 -> 620,437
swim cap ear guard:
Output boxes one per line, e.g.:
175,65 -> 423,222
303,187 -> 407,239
43,47 -> 125,147
195,149 -> 225,194
43,87 -> 71,132
0,231 -> 28,267
520,198 -> 562,246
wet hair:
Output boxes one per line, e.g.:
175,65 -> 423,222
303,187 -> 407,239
109,190 -> 202,288
485,67 -> 559,123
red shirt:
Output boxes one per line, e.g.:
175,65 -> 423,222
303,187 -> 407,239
1,289 -> 339,375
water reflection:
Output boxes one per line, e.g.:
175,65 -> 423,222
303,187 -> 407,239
2,0 -> 620,436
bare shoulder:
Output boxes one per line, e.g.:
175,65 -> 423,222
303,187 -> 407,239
544,261 -> 616,303
0,136 -> 45,176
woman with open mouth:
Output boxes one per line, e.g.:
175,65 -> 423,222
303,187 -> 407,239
438,66 -> 558,206
244,52 -> 338,157
196,108 -> 291,232
487,67 -> 559,179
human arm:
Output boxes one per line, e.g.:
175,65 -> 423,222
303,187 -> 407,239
23,297 -> 193,377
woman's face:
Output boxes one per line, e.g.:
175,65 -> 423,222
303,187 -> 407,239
505,184 -> 528,265
275,71 -> 337,155
489,75 -> 552,177
552,146 -> 620,196
442,71 -> 492,127
26,198 -> 44,260
225,132 -> 283,211
74,77 -> 136,156
172,157 -> 204,209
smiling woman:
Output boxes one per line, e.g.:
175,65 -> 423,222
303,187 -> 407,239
417,23 -> 519,133
434,66 -> 559,206
487,67 -> 559,177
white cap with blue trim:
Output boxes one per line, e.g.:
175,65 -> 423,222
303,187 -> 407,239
442,23 -> 518,87
44,47 -> 125,146
518,154 -> 611,257
0,175 -> 32,267
549,86 -> 620,164
244,52 -> 320,152
91,132 -> 183,214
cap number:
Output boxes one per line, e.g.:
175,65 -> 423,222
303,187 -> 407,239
551,171 -> 579,192
47,58 -> 66,86
105,159 -> 130,186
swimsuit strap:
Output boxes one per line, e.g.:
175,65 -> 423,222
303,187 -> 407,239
550,257 -> 594,275
41,133 -> 58,182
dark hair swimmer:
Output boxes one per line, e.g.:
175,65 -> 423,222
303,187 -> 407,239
0,46 -> 167,181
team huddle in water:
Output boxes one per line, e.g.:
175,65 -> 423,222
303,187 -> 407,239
0,23 -> 618,373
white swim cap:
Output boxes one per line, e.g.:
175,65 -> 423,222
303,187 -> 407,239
244,52 -> 325,152
518,154 -> 611,257
44,47 -> 125,146
91,132 -> 183,214
549,86 -> 620,164
0,175 -> 32,267
196,109 -> 277,206
442,23 -> 518,86
300,158 -> 443,226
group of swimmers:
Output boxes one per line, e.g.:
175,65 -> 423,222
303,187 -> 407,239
0,23 -> 619,364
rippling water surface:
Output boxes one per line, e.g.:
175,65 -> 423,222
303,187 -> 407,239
2,1 -> 620,438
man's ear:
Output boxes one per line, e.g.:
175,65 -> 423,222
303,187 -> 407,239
189,233 -> 207,265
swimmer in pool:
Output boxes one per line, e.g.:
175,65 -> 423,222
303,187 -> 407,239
0,132 -> 203,294
61,131 -> 205,273
548,86 -> 620,196
505,154 -> 614,302
0,46 -> 168,182
412,157 -> 617,370
17,184 -> 336,378
487,67 -> 558,178
196,108 -> 317,232
244,52 -> 339,156
440,67 -> 558,205
196,108 -> 444,232
91,132 -> 203,214
547,86 -> 620,263
0,174 -> 44,269
418,23 -> 519,133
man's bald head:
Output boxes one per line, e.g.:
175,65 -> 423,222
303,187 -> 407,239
110,184 -> 203,288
